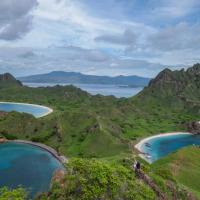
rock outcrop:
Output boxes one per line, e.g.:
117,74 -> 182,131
187,121 -> 200,134
0,73 -> 22,87
0,138 -> 7,143
149,68 -> 175,86
146,64 -> 200,103
149,64 -> 200,89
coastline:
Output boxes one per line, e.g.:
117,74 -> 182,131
0,101 -> 53,118
134,132 -> 191,163
13,140 -> 68,164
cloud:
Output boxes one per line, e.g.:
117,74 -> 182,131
0,0 -> 38,40
153,0 -> 200,18
95,29 -> 137,46
0,45 -> 164,77
0,0 -> 200,77
53,46 -> 110,62
0,47 -> 35,61
148,23 -> 200,51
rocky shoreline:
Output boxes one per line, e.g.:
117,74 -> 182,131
0,138 -> 7,143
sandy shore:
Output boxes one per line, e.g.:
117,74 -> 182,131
0,101 -> 53,118
13,140 -> 68,164
135,132 -> 191,163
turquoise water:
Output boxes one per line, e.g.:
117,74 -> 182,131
0,102 -> 51,118
0,142 -> 63,198
141,133 -> 200,163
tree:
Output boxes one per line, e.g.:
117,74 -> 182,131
0,187 -> 27,200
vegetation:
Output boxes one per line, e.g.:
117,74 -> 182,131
36,158 -> 156,200
0,64 -> 200,199
151,146 -> 200,199
0,187 -> 27,200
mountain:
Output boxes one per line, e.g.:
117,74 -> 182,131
143,63 -> 200,103
0,65 -> 200,199
127,63 -> 200,136
18,71 -> 151,87
0,73 -> 22,88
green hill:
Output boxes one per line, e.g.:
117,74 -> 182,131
126,63 -> 200,137
0,73 -> 22,88
0,64 -> 200,199
151,146 -> 200,198
0,64 -> 199,158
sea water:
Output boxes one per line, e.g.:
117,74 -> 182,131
0,142 -> 63,198
141,133 -> 200,163
0,102 -> 51,118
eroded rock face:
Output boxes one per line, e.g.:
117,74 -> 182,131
52,169 -> 66,187
0,73 -> 16,81
187,121 -> 200,134
149,68 -> 174,86
147,63 -> 200,99
187,63 -> 200,75
0,73 -> 22,86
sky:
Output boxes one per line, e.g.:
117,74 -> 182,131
0,0 -> 200,77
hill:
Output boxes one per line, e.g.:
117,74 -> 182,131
0,64 -> 199,157
0,73 -> 22,88
151,146 -> 200,198
0,64 -> 200,199
18,71 -> 150,87
126,63 -> 200,136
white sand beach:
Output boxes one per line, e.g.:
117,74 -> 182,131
0,101 -> 53,117
135,132 -> 191,163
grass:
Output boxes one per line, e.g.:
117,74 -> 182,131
0,82 -> 199,159
0,64 -> 200,199
151,146 -> 200,198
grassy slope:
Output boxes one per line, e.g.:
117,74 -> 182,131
0,65 -> 200,199
151,146 -> 200,198
0,73 -> 199,158
0,85 -> 129,158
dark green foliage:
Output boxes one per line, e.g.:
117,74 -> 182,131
0,187 -> 27,200
0,64 -> 199,199
36,158 -> 156,200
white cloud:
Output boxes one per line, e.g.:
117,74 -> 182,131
0,0 -> 200,76
0,0 -> 38,40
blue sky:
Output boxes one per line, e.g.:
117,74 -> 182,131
0,0 -> 200,77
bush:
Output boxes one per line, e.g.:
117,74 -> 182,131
0,187 -> 27,200
37,158 -> 156,200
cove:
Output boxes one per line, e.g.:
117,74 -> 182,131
135,132 -> 200,163
0,142 -> 63,198
0,102 -> 53,118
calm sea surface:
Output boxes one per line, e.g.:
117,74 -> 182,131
0,102 -> 51,118
141,133 -> 200,163
0,142 -> 63,198
23,82 -> 144,98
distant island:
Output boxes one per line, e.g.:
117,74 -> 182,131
18,71 -> 151,87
